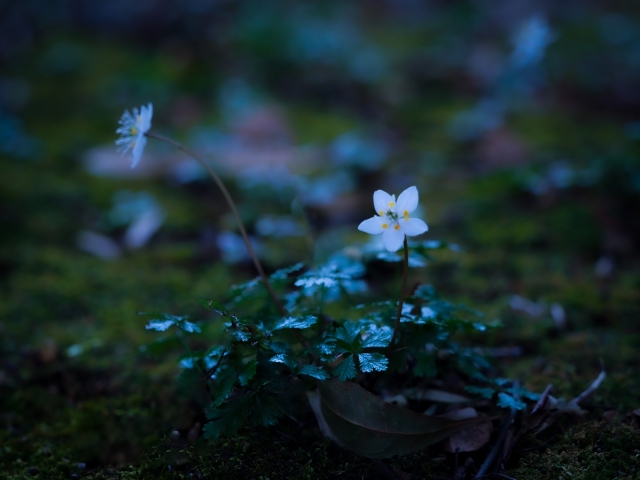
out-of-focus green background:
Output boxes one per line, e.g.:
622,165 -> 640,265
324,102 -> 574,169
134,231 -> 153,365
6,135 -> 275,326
1,1 -> 640,478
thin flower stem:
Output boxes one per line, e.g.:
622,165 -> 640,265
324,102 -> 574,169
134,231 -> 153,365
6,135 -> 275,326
145,131 -> 287,317
388,237 -> 409,353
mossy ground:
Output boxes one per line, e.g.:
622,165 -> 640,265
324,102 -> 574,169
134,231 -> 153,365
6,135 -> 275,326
2,4 -> 640,478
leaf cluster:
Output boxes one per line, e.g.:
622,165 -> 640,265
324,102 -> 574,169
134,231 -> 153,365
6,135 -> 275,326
142,243 -> 527,439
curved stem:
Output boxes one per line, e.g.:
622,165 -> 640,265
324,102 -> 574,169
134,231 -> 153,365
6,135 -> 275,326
145,131 -> 287,316
388,237 -> 409,353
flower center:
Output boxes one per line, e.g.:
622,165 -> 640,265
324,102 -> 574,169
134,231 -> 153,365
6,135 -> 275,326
130,127 -> 138,135
385,210 -> 399,221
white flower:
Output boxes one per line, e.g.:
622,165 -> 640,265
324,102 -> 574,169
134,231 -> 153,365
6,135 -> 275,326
115,103 -> 153,168
358,186 -> 428,252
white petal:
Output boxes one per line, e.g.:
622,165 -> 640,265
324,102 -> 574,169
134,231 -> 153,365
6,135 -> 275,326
358,216 -> 386,235
400,217 -> 428,236
373,190 -> 395,216
140,103 -> 153,133
131,135 -> 147,168
382,227 -> 404,252
396,186 -> 419,214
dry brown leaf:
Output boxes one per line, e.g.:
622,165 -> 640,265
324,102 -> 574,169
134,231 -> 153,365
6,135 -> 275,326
442,408 -> 493,453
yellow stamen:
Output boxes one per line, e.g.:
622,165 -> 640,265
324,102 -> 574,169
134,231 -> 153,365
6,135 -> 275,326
388,201 -> 395,207
403,210 -> 409,221
394,224 -> 400,230
382,223 -> 388,229
379,210 -> 384,216
131,127 -> 138,135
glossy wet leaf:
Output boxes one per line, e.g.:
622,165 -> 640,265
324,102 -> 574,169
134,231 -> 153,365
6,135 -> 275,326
196,296 -> 228,315
318,379 -> 497,458
298,364 -> 330,380
273,315 -> 317,330
238,359 -> 258,386
142,312 -> 201,333
332,355 -> 356,381
497,392 -> 527,410
358,353 -> 388,373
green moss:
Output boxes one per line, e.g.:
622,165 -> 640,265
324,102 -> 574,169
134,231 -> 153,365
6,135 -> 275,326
512,421 -> 640,480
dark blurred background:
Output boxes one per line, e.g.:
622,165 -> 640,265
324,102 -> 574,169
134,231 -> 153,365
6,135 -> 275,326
1,0 -> 640,472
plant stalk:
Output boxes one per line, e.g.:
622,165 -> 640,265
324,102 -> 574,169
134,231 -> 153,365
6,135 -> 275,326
145,131 -> 287,316
388,237 -> 409,352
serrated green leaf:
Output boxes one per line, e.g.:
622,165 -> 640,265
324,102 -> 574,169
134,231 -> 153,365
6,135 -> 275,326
196,297 -> 228,314
464,386 -> 496,399
270,262 -> 305,281
335,321 -> 361,345
507,385 -> 541,401
360,328 -> 392,348
145,319 -> 174,331
210,369 -> 236,407
497,392 -> 527,410
269,353 -> 297,370
179,319 -> 201,333
238,358 -> 258,386
273,315 -> 317,330
298,364 -> 330,380
250,394 -> 282,427
358,353 -> 388,373
295,276 -> 338,288
204,395 -> 252,438
143,313 -> 200,333
412,284 -> 438,301
333,355 -> 356,381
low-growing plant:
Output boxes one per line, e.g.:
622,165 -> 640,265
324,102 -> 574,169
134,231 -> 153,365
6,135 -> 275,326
116,104 -> 539,458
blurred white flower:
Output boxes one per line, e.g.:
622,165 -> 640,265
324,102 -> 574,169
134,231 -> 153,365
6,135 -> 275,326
358,186 -> 428,252
115,103 -> 153,168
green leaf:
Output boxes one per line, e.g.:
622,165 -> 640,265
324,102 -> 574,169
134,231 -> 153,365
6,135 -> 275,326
497,392 -> 527,410
196,297 -> 228,315
317,379 -> 498,458
360,328 -> 392,348
298,364 -> 330,380
230,329 -> 251,342
270,262 -> 305,281
332,355 -> 356,381
204,395 -> 252,439
250,394 -> 282,427
143,313 -> 201,333
269,353 -> 297,370
210,369 -> 236,407
273,315 -> 317,330
507,385 -> 541,401
335,321 -> 361,345
357,353 -> 388,373
145,319 -> 173,331
238,359 -> 258,386
180,319 -> 201,333
295,276 -> 338,288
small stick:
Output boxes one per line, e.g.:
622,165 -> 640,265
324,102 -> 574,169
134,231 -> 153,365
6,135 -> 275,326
569,369 -> 606,406
474,408 -> 516,479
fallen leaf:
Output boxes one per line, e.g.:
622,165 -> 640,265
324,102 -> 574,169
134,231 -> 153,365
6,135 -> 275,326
442,408 -> 493,453
317,379 -> 498,458
403,388 -> 471,404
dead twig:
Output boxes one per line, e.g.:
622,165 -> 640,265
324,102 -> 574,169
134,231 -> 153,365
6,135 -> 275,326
569,369 -> 606,407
